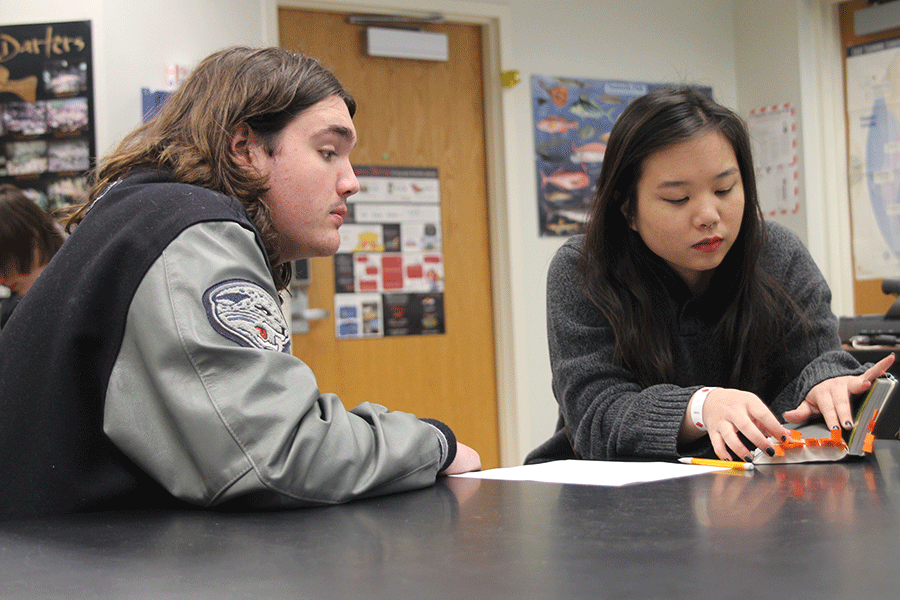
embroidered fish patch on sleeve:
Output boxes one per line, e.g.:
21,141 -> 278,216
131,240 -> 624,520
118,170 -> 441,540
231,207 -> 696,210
202,279 -> 291,353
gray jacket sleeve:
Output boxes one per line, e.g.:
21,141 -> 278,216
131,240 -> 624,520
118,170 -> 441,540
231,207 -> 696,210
104,220 -> 447,508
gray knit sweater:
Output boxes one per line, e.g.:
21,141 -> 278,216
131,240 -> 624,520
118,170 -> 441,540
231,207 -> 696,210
526,221 -> 863,464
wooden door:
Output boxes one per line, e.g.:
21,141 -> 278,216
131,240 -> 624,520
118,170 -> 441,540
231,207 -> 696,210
279,8 -> 500,468
839,0 -> 900,315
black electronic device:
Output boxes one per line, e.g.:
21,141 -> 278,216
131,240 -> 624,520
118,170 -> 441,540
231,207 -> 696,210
840,279 -> 900,377
839,278 -> 900,343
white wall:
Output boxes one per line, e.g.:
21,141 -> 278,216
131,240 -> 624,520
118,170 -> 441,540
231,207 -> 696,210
6,0 -> 843,466
733,0 -> 855,317
734,0 -> 807,241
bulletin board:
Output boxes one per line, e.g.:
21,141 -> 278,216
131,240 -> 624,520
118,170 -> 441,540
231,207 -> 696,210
0,21 -> 95,212
333,165 -> 445,339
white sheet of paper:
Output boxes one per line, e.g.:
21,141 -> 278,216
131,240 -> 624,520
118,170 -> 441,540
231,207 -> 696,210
450,459 -> 725,487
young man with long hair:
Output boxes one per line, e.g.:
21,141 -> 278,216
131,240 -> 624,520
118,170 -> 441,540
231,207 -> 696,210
0,47 -> 479,520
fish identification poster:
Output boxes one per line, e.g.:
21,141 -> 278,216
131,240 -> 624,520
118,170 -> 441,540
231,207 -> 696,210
531,75 -> 711,236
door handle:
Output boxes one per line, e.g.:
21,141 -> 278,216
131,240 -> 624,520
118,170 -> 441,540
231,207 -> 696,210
300,308 -> 329,321
288,290 -> 328,334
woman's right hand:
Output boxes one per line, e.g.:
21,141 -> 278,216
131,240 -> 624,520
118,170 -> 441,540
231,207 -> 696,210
698,388 -> 792,462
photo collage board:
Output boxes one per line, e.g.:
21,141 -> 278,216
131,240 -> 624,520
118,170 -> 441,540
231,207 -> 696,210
0,21 -> 95,212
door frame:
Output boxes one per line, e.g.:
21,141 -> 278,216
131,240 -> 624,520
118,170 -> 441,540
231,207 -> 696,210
261,0 -> 520,465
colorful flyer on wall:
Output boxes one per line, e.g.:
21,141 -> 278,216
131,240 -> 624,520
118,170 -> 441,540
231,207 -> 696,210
0,21 -> 95,212
334,165 -> 445,339
747,103 -> 799,217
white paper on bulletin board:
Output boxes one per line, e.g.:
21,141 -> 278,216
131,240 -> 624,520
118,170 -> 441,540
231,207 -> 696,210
845,38 -> 900,280
747,103 -> 799,217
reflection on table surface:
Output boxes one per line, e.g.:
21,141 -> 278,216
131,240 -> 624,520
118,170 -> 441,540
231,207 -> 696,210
2,441 -> 900,600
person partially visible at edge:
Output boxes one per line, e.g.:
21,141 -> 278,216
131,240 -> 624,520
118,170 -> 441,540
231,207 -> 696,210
0,184 -> 65,328
525,86 -> 892,465
0,46 -> 480,521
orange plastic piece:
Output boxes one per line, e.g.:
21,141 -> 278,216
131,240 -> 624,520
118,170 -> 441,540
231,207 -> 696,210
867,409 -> 879,432
863,433 -> 875,454
768,426 -> 854,456
818,428 -> 845,448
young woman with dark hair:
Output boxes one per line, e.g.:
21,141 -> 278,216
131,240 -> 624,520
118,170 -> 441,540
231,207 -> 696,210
527,87 -> 891,465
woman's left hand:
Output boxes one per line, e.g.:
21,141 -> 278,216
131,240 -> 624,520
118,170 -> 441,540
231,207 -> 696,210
783,353 -> 895,430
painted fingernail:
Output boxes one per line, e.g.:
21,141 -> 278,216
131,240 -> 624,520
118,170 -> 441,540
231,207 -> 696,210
744,455 -> 753,463
766,447 -> 775,457
781,435 -> 787,441
832,425 -> 840,430
845,421 -> 853,429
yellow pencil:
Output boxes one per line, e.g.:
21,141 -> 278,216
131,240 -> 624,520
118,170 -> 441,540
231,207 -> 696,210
678,457 -> 755,471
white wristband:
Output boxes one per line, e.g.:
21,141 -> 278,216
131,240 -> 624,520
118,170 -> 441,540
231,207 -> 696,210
689,387 -> 718,432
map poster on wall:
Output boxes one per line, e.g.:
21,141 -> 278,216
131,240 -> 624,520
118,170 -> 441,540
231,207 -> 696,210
0,21 -> 95,212
333,165 -> 445,339
531,75 -> 712,236
846,38 -> 900,280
